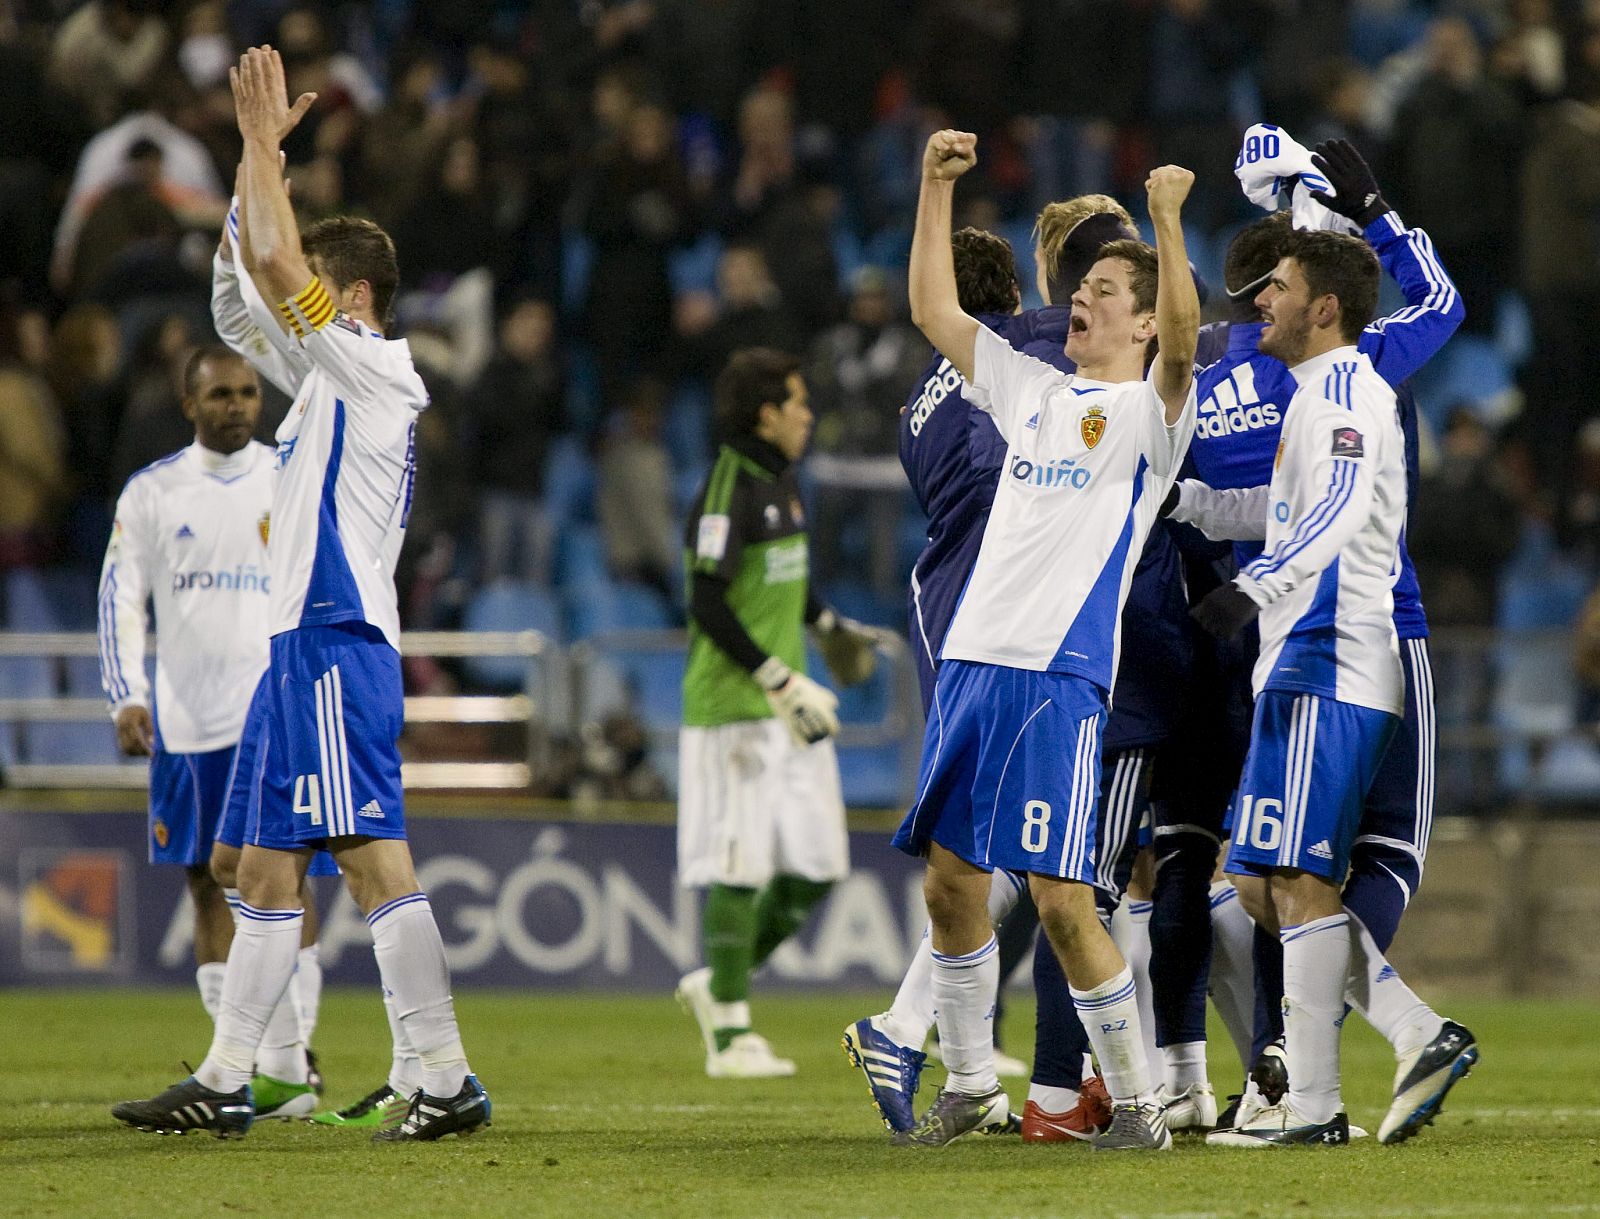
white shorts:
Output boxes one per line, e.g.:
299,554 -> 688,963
677,719 -> 849,889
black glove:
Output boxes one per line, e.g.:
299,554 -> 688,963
1160,484 -> 1181,519
1191,582 -> 1260,640
1307,139 -> 1390,227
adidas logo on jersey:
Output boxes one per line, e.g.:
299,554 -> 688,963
175,524 -> 195,541
358,800 -> 384,819
1196,399 -> 1282,438
1010,454 -> 1092,490
906,359 -> 963,437
1025,412 -> 1039,430
1308,839 -> 1334,860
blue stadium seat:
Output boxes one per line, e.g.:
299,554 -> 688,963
4,568 -> 58,630
543,435 -> 598,529
41,568 -> 98,630
23,721 -> 125,766
554,523 -> 609,592
461,579 -> 562,691
565,577 -> 674,641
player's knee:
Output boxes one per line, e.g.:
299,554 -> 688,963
186,862 -> 221,900
1229,873 -> 1274,930
1347,842 -> 1421,905
209,842 -> 240,888
1154,832 -> 1218,896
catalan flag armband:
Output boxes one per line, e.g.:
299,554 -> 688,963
278,276 -> 336,338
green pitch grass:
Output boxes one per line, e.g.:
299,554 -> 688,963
2,989 -> 1596,1218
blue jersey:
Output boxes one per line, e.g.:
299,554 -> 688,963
896,309 -> 1191,750
1188,212 -> 1463,640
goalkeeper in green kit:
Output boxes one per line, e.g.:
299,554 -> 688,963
675,347 -> 886,1078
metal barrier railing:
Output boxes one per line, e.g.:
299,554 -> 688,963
0,630 -> 552,791
0,627 -> 921,798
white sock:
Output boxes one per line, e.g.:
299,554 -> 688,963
1026,1082 -> 1077,1111
196,903 -> 301,1092
369,893 -> 470,1098
292,944 -> 323,1044
256,982 -> 308,1083
929,935 -> 1000,1096
883,872 -> 1019,1050
1281,913 -> 1350,1125
383,987 -> 422,1096
1071,964 -> 1156,1105
1110,899 -> 1160,1078
1207,882 -> 1257,1075
223,888 -> 242,927
1343,910 -> 1444,1061
196,962 -> 227,1022
710,1000 -> 751,1032
1162,1041 -> 1208,1093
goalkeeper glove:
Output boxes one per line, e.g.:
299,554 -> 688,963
1307,138 -> 1391,227
1190,582 -> 1261,640
811,607 -> 889,687
754,656 -> 840,745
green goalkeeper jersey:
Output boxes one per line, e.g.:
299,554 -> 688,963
682,439 -> 810,727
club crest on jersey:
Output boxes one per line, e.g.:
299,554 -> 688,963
1080,405 -> 1106,450
152,819 -> 169,849
258,512 -> 270,546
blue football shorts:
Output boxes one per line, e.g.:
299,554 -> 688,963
1225,691 -> 1398,880
247,623 -> 407,853
893,659 -> 1113,887
148,746 -> 235,866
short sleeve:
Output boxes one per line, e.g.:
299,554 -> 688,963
1139,367 -> 1198,479
963,323 -> 1070,444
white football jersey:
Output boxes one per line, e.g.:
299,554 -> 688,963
211,209 -> 428,649
1173,345 -> 1405,715
939,324 -> 1197,690
98,442 -> 275,752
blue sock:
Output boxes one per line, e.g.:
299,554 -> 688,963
1150,832 -> 1218,1047
1341,842 -> 1418,953
1030,926 -> 1087,1090
1250,922 -> 1285,1060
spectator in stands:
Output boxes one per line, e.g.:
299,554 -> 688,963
48,305 -> 122,559
394,135 -> 500,291
806,267 -> 925,457
719,81 -> 840,336
1489,0 -> 1566,108
677,244 -> 802,381
48,0 -> 168,129
576,97 -> 697,393
67,138 -> 181,302
1383,17 -> 1522,335
597,376 -> 680,607
0,304 -> 67,573
1519,63 -> 1600,542
1409,410 -> 1522,629
468,298 -> 564,585
107,314 -> 196,494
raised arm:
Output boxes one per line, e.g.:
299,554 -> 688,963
230,46 -> 318,317
212,197 -> 311,397
1307,138 -> 1464,384
908,130 -> 980,382
1146,165 -> 1200,424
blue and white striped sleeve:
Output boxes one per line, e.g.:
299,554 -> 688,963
98,479 -> 152,717
1358,213 -> 1465,387
1235,396 -> 1374,607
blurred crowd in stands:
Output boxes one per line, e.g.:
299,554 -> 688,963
3,0 -> 1600,777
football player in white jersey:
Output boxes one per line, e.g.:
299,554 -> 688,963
114,46 -> 486,1143
99,346 -> 271,1026
101,345 -> 332,1121
1169,229 -> 1477,1147
888,130 -> 1198,1150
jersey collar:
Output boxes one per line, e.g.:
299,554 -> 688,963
726,435 -> 790,479
192,440 -> 259,482
1289,344 -> 1362,387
